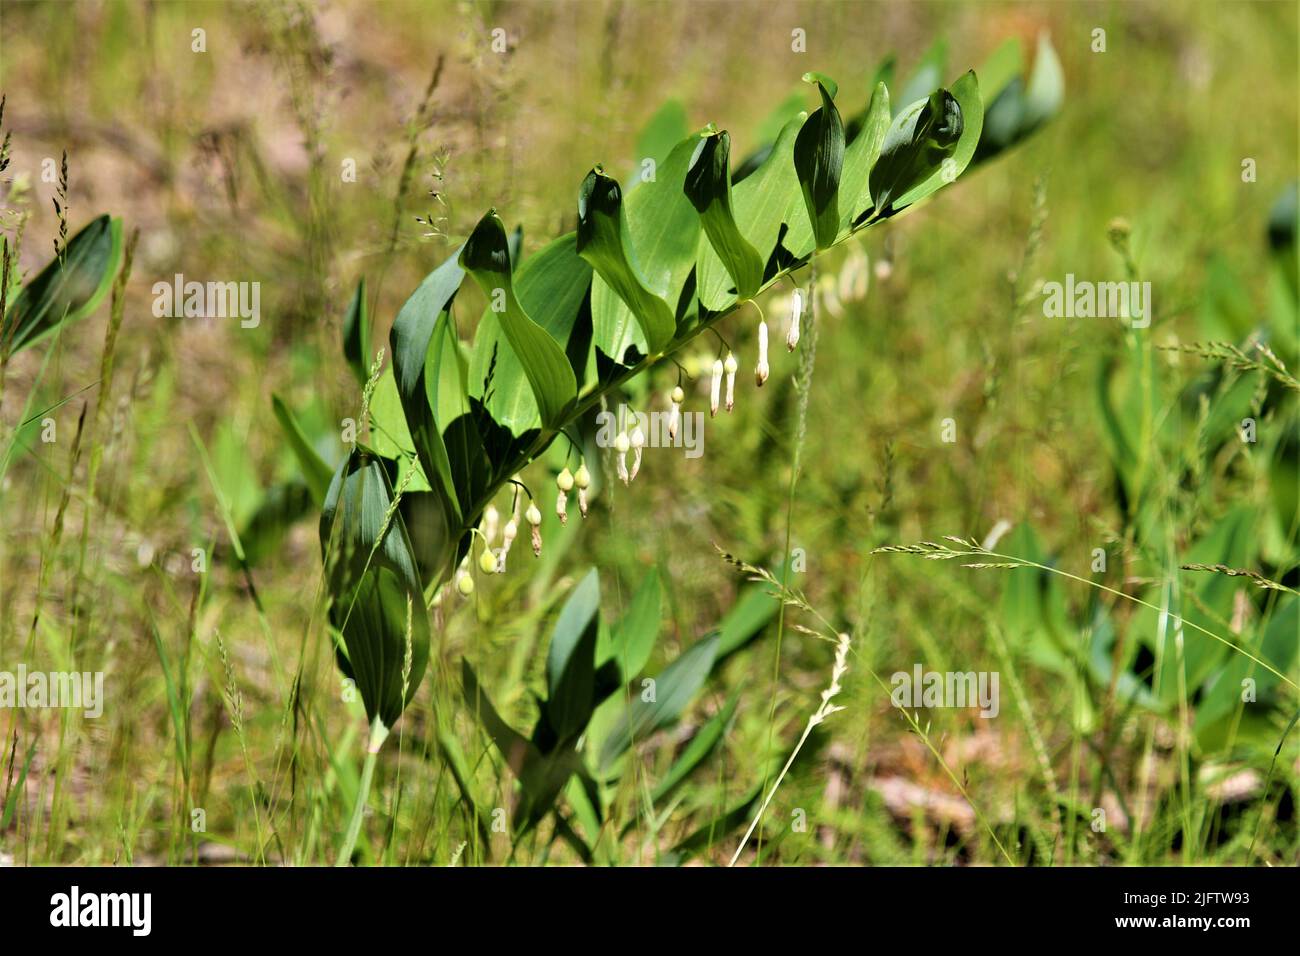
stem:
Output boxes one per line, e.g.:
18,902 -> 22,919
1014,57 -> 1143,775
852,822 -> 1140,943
729,717 -> 815,867
336,717 -> 390,866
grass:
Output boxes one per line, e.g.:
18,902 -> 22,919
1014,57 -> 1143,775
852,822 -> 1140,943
0,0 -> 1297,867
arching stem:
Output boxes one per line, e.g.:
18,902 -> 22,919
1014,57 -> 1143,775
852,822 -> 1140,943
336,716 -> 390,866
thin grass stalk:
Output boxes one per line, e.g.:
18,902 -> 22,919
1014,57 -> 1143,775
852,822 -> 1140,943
755,264 -> 819,864
731,631 -> 849,867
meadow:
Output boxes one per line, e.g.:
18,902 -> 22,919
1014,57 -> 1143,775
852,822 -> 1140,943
0,0 -> 1296,868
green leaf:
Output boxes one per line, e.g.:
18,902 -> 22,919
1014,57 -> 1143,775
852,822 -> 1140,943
2,215 -> 122,356
650,690 -> 739,802
436,724 -> 490,843
461,660 -> 531,769
684,129 -> 765,302
545,569 -> 602,740
1021,32 -> 1065,132
239,480 -> 315,565
1196,597 -> 1298,743
461,211 -> 577,429
792,73 -> 845,252
367,369 -> 416,459
696,112 -> 805,311
715,582 -> 780,660
320,449 -> 430,728
602,569 -> 663,681
976,37 -> 1025,105
342,278 -> 371,384
470,232 -> 593,433
1160,506 -> 1258,699
631,99 -> 689,184
271,394 -> 333,507
577,168 -> 677,356
598,633 -> 719,770
974,34 -> 1061,164
461,661 -> 584,835
839,81 -> 891,230
389,248 -> 467,527
868,72 -> 982,218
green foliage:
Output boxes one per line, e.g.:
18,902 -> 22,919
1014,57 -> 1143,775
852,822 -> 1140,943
320,449 -> 430,729
272,44 -> 1067,740
341,278 -> 371,384
463,566 -> 777,847
344,67 -> 997,589
1,214 -> 122,357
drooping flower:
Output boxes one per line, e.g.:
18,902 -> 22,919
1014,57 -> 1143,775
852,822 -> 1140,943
498,517 -> 517,572
556,467 -> 574,524
614,429 -> 631,484
668,385 -> 684,440
786,288 -> 802,351
710,358 -> 723,417
819,273 -> 844,319
574,462 -> 591,517
629,422 -> 645,481
526,502 -> 543,556
755,321 -> 769,386
841,245 -> 869,302
724,352 -> 738,412
499,488 -> 521,572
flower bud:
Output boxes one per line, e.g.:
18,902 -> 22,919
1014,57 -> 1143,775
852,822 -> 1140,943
615,430 -> 631,484
574,462 -> 591,517
786,289 -> 802,351
478,548 -> 498,575
724,352 -> 738,412
841,246 -> 868,302
499,517 -> 518,572
629,424 -> 645,481
555,468 -> 573,524
456,571 -> 475,596
526,502 -> 543,556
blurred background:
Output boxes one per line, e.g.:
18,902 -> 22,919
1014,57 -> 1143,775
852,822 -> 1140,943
0,0 -> 1296,865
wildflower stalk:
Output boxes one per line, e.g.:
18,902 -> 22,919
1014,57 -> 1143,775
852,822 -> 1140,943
336,716 -> 391,866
